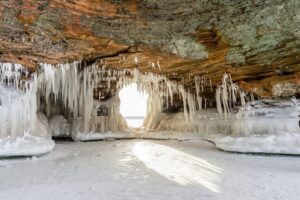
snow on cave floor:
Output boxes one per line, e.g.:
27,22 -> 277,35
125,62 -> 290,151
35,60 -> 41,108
0,139 -> 299,200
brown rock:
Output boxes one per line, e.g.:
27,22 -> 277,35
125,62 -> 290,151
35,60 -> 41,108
0,0 -> 299,99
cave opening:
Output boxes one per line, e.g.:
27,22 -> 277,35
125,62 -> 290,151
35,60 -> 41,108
119,83 -> 148,128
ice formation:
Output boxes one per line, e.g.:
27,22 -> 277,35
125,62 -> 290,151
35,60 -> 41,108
214,99 -> 300,154
215,73 -> 254,118
37,61 -> 204,140
214,133 -> 300,155
0,63 -> 37,139
194,76 -> 203,110
1,60 -> 299,155
38,63 -> 128,139
49,115 -> 71,137
0,132 -> 55,157
0,63 -> 54,156
150,98 -> 300,154
232,99 -> 300,136
152,99 -> 300,135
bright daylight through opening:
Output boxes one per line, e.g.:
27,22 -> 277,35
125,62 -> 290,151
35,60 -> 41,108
119,83 -> 148,128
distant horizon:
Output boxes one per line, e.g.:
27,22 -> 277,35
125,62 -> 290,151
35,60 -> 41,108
119,83 -> 148,127
123,116 -> 145,119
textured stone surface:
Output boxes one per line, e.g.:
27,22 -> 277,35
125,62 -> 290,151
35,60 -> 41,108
0,0 -> 299,98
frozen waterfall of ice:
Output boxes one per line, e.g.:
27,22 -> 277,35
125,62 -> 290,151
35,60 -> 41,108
37,62 -> 300,154
1,60 -> 299,155
151,98 -> 300,154
38,62 -> 201,140
215,73 -> 255,118
0,63 -> 54,156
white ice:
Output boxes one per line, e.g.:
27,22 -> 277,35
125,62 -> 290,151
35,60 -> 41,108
213,133 -> 300,154
0,140 -> 299,200
0,133 -> 54,157
149,99 -> 300,154
0,63 -> 54,156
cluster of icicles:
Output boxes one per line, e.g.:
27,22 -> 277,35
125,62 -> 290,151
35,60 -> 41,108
0,63 -> 37,139
38,62 -> 189,132
40,62 -> 252,126
0,61 -> 251,139
215,73 -> 254,119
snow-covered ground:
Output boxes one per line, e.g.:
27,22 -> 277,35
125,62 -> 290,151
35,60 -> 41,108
0,139 -> 299,200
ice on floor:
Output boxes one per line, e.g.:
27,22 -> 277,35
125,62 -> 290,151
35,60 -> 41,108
213,133 -> 300,154
72,131 -> 136,141
0,133 -> 55,157
49,115 -> 71,138
1,140 -> 300,200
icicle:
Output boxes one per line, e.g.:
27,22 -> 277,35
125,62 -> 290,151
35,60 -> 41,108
194,76 -> 203,110
134,56 -> 138,66
179,85 -> 188,122
215,73 -> 249,118
187,92 -> 196,121
201,76 -> 204,92
240,91 -> 246,106
210,77 -> 213,92
151,62 -> 155,69
157,61 -> 161,71
215,86 -> 222,115
250,93 -> 255,102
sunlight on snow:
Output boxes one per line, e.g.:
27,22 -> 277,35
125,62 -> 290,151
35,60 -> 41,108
133,141 -> 223,193
119,83 -> 148,128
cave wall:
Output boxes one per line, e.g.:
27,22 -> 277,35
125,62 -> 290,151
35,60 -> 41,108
0,0 -> 299,99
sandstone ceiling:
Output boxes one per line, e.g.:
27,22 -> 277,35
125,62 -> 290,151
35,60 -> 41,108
0,0 -> 299,98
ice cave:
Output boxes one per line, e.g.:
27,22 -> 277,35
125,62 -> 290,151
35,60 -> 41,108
0,0 -> 299,199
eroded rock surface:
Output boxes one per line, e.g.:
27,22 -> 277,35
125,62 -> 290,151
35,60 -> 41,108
0,0 -> 299,98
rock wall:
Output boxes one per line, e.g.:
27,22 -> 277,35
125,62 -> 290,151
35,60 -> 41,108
0,0 -> 299,99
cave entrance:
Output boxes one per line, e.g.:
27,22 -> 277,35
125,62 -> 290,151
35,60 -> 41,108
119,83 -> 148,128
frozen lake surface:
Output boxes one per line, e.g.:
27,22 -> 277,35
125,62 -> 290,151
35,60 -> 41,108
0,139 -> 299,200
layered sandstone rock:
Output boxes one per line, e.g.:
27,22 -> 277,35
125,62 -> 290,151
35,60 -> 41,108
0,0 -> 299,99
